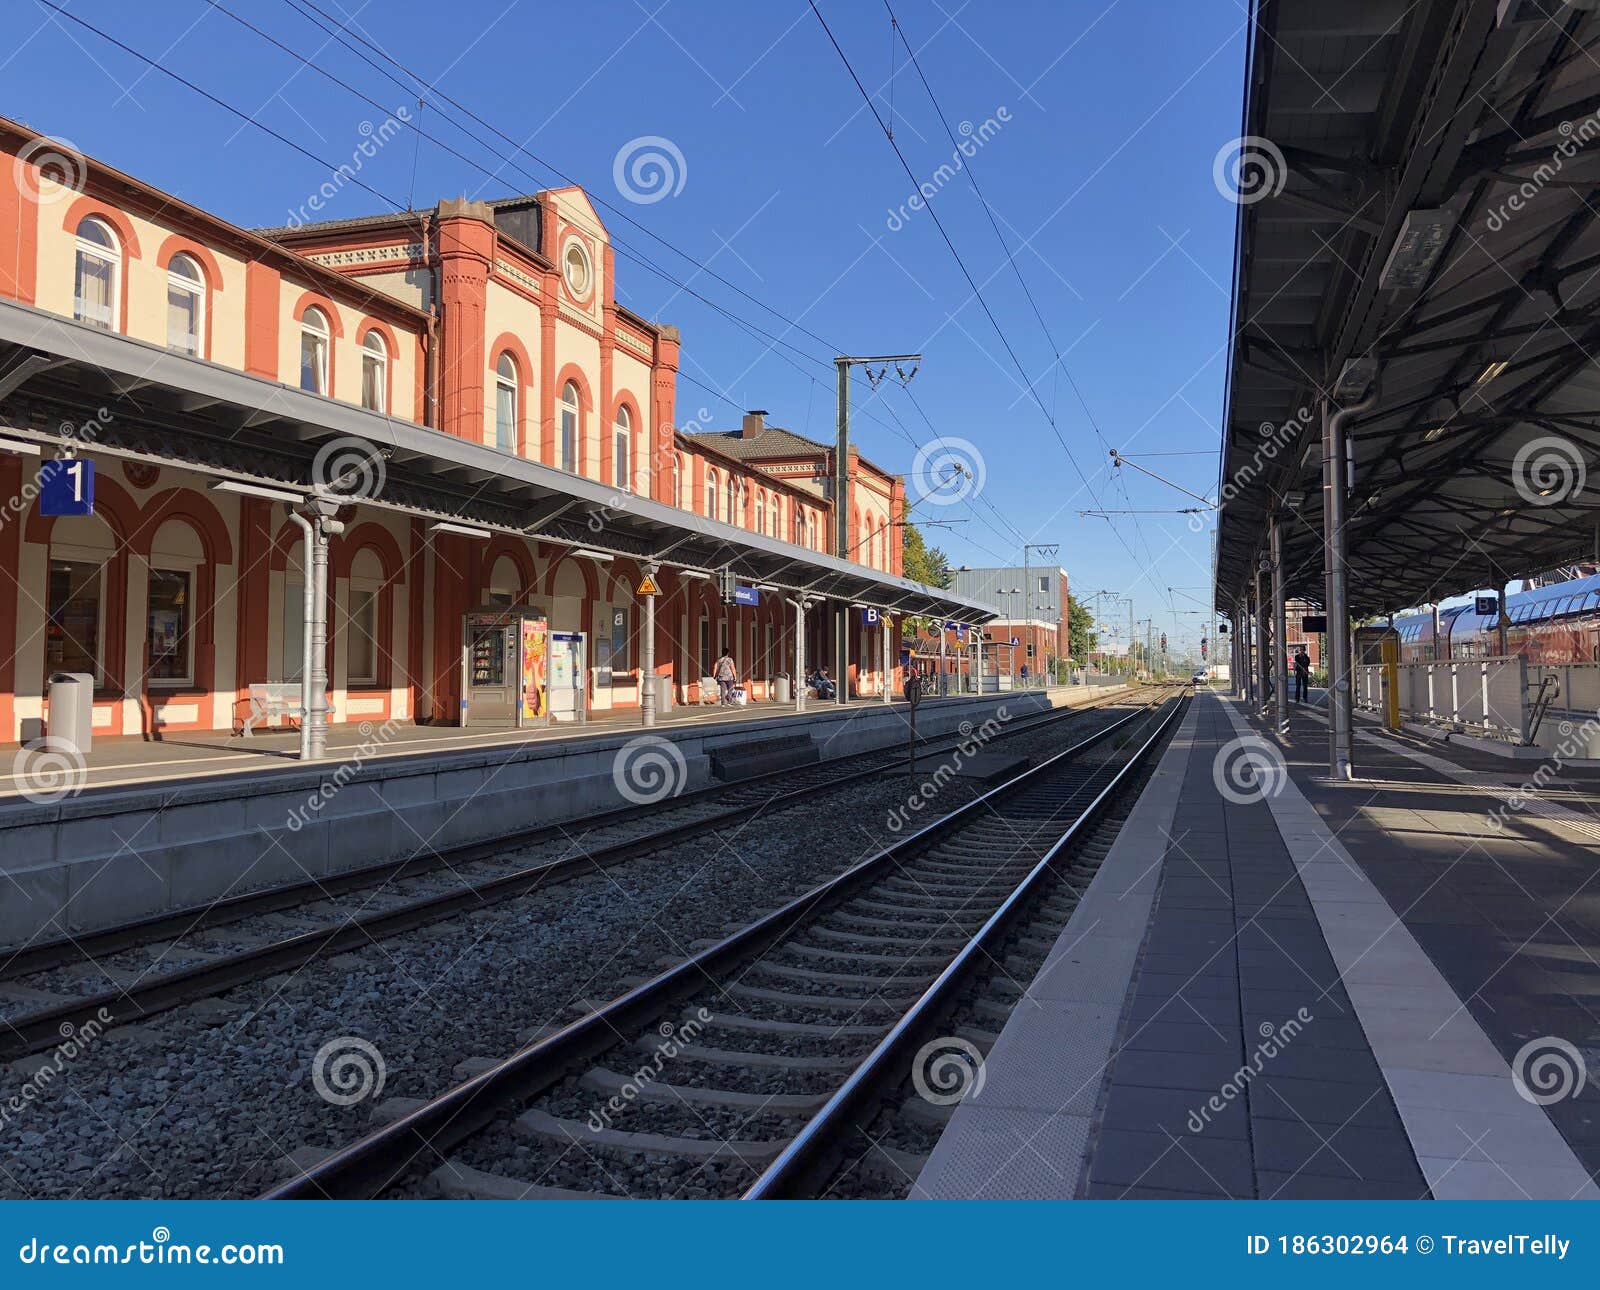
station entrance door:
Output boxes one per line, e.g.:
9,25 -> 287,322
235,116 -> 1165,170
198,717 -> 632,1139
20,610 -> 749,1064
462,608 -> 549,728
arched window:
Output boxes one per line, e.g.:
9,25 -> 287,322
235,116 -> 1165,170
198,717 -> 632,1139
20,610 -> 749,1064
755,490 -> 765,535
73,217 -> 119,330
771,495 -> 782,539
361,331 -> 388,414
705,469 -> 719,520
494,353 -> 517,452
559,381 -> 580,471
299,307 -> 330,395
673,454 -> 683,509
166,253 -> 204,355
806,514 -> 817,550
724,476 -> 735,526
793,506 -> 803,546
614,405 -> 631,492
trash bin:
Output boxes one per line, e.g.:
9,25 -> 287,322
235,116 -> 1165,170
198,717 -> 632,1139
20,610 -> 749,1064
773,672 -> 792,704
654,673 -> 674,715
47,672 -> 95,755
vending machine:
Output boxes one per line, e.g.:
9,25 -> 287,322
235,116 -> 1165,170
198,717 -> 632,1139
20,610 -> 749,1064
462,609 -> 549,728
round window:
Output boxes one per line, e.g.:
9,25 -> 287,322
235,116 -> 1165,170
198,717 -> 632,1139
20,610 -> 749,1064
564,241 -> 592,297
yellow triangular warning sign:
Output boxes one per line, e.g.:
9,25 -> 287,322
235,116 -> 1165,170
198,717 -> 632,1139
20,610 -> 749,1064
636,575 -> 661,596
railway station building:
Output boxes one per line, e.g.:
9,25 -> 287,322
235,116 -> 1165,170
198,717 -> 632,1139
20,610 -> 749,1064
0,117 -> 987,750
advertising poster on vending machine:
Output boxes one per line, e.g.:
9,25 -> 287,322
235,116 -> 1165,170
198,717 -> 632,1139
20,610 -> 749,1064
520,617 -> 547,722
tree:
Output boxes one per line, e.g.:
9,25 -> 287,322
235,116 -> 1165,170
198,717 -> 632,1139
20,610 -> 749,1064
1066,593 -> 1096,665
901,521 -> 949,588
899,522 -> 951,639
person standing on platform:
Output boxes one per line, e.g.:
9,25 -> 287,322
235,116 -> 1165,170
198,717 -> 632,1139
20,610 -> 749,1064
714,648 -> 738,706
1293,646 -> 1310,704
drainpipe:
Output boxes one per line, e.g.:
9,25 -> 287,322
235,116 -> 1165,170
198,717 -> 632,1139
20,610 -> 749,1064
787,597 -> 808,712
1271,516 -> 1288,732
284,507 -> 316,763
1323,382 -> 1380,780
640,561 -> 658,728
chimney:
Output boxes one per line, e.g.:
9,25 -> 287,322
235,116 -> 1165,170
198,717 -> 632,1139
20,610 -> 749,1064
741,409 -> 767,438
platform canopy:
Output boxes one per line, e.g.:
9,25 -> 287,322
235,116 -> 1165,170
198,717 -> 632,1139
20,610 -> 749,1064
1218,0 -> 1600,617
0,298 -> 994,624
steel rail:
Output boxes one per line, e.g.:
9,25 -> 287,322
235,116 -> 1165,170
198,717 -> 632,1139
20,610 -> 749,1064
1,689 -> 1145,983
0,688 -> 1154,1059
743,692 -> 1188,1198
262,696 -> 1173,1199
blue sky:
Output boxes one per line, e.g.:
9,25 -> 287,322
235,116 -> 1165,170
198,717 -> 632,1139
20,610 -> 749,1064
5,0 -> 1248,656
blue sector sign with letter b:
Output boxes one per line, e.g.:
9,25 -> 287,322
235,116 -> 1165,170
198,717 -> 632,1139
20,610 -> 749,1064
39,458 -> 94,516
862,607 -> 880,625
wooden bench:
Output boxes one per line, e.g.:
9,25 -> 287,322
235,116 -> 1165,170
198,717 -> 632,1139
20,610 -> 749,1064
241,683 -> 303,736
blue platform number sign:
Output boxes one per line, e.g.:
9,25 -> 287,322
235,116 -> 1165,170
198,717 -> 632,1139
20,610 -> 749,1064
862,607 -> 880,625
39,458 -> 94,517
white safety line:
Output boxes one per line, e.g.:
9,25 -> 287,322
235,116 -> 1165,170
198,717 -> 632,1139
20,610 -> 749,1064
1220,696 -> 1600,1200
912,702 -> 1200,1199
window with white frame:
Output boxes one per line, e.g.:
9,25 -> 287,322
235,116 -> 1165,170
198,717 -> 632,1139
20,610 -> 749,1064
73,217 -> 118,330
282,578 -> 304,682
165,253 -> 204,355
45,559 -> 105,686
559,381 -> 579,471
724,476 -> 735,526
706,469 -> 718,520
146,567 -> 193,686
755,490 -> 764,535
494,353 -> 518,453
361,331 -> 388,413
299,307 -> 330,395
673,454 -> 683,509
614,406 -> 631,491
347,587 -> 379,686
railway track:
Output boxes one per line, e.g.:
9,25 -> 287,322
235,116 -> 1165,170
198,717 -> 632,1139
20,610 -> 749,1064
0,685 -> 1158,1061
265,690 -> 1188,1200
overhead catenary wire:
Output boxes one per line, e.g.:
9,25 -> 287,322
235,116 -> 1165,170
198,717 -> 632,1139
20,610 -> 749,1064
818,0 -> 1175,611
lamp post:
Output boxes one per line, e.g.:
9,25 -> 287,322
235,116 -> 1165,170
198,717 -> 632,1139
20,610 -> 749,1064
1001,587 -> 1022,683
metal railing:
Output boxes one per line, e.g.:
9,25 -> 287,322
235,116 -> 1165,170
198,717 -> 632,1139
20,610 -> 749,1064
1355,656 -> 1528,742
